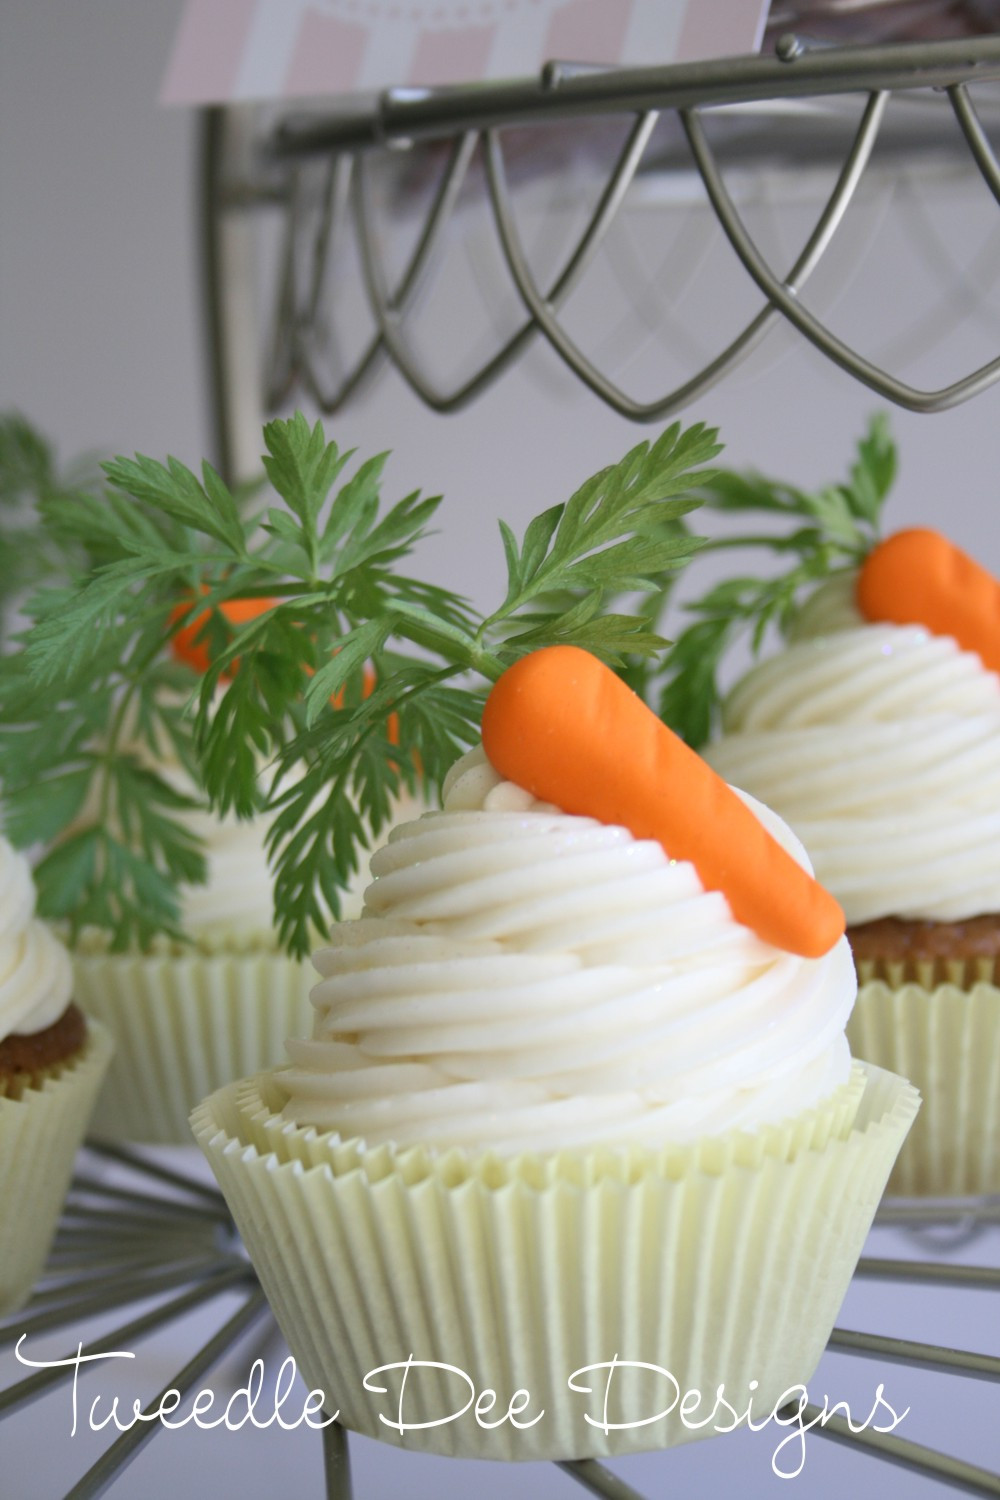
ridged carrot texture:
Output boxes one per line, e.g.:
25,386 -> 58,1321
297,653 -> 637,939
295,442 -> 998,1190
856,527 -> 1000,675
481,645 -> 845,959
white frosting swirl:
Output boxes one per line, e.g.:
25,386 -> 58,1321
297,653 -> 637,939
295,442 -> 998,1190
281,746 -> 856,1153
65,699 -> 425,941
173,784 -> 427,938
0,837 -> 73,1038
706,573 -> 1000,924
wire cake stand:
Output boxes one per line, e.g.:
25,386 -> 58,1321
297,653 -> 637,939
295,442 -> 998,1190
1,1141 -> 997,1498
201,33 -> 1000,484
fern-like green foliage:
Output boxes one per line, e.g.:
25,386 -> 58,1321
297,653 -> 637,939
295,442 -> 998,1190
0,413 -> 108,642
654,414 -> 896,749
1,412 -> 721,956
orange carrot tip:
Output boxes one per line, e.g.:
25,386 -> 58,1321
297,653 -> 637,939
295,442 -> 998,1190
857,527 -> 1000,676
481,645 -> 844,960
170,594 -> 276,677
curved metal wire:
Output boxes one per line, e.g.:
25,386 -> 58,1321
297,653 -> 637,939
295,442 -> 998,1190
221,40 -> 1000,431
350,111 -> 660,412
275,133 -> 483,413
681,91 -> 1000,411
483,90 -> 887,419
795,1404 -> 1000,1499
950,82 -> 1000,207
870,176 -> 1000,370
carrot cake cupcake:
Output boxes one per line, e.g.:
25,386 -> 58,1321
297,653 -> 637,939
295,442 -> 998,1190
193,649 -> 917,1462
705,526 -> 1000,1196
0,834 -> 112,1315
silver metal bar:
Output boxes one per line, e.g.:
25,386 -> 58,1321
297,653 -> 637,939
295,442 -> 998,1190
24,1253 -> 227,1308
557,1460 -> 649,1498
799,1403 -> 1000,1498
41,1248 -> 192,1277
681,100 -> 1000,411
58,1205 -> 217,1236
47,1235 -> 216,1265
271,37 -> 1000,156
0,1263 -> 255,1416
307,155 -> 350,323
855,1257 -> 1000,1288
1,1258 -> 238,1343
63,1287 -> 268,1500
263,162 -> 306,407
50,1227 -> 186,1247
197,105 -> 265,487
875,1198 -> 1000,1226
484,88 -> 886,419
829,1328 -> 1000,1383
83,1141 -> 227,1207
322,1420 -> 354,1500
69,1175 -> 231,1225
45,1227 -> 223,1267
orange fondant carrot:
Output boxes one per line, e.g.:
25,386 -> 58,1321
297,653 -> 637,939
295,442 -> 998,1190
856,527 -> 1000,674
170,595 -> 276,676
481,646 -> 844,959
171,594 -> 401,745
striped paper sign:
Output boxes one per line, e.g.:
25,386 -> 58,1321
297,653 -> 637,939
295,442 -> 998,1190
161,0 -> 770,104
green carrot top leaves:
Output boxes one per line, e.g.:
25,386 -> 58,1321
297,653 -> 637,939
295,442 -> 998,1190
654,414 -> 896,750
0,411 -> 720,957
0,413 -> 107,643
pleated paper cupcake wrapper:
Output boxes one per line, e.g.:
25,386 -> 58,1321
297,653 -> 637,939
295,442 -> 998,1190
193,1062 -> 918,1463
70,948 -> 312,1145
848,979 -> 1000,1197
856,953 -> 1000,990
0,1021 -> 114,1317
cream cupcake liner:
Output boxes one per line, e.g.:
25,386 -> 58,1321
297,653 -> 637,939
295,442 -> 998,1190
70,946 -> 313,1144
192,1062 -> 918,1462
848,979 -> 1000,1197
0,1021 -> 114,1317
855,953 -> 1000,990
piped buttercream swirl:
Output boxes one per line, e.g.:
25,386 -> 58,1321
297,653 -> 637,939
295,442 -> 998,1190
64,698 -> 425,942
0,837 -> 73,1038
280,746 -> 856,1153
706,573 -> 1000,924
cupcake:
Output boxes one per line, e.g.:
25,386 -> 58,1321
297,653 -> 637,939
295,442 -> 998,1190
0,835 -> 113,1315
68,725 -> 424,1145
193,647 -> 917,1463
705,533 -> 1000,1197
0,411 -> 719,1151
39,585 -> 424,1144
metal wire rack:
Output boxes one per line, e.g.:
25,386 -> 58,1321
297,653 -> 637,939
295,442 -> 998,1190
201,34 -> 1000,481
1,1142 -> 997,1498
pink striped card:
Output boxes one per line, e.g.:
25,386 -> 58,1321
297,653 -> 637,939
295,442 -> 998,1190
161,0 -> 771,105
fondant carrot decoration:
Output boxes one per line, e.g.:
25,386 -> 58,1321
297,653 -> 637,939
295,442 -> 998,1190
171,597 -> 402,745
857,528 -> 1000,675
170,595 -> 276,676
481,645 -> 844,959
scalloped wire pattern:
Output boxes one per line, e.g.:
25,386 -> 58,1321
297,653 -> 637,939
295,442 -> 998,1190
239,40 -> 1000,424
